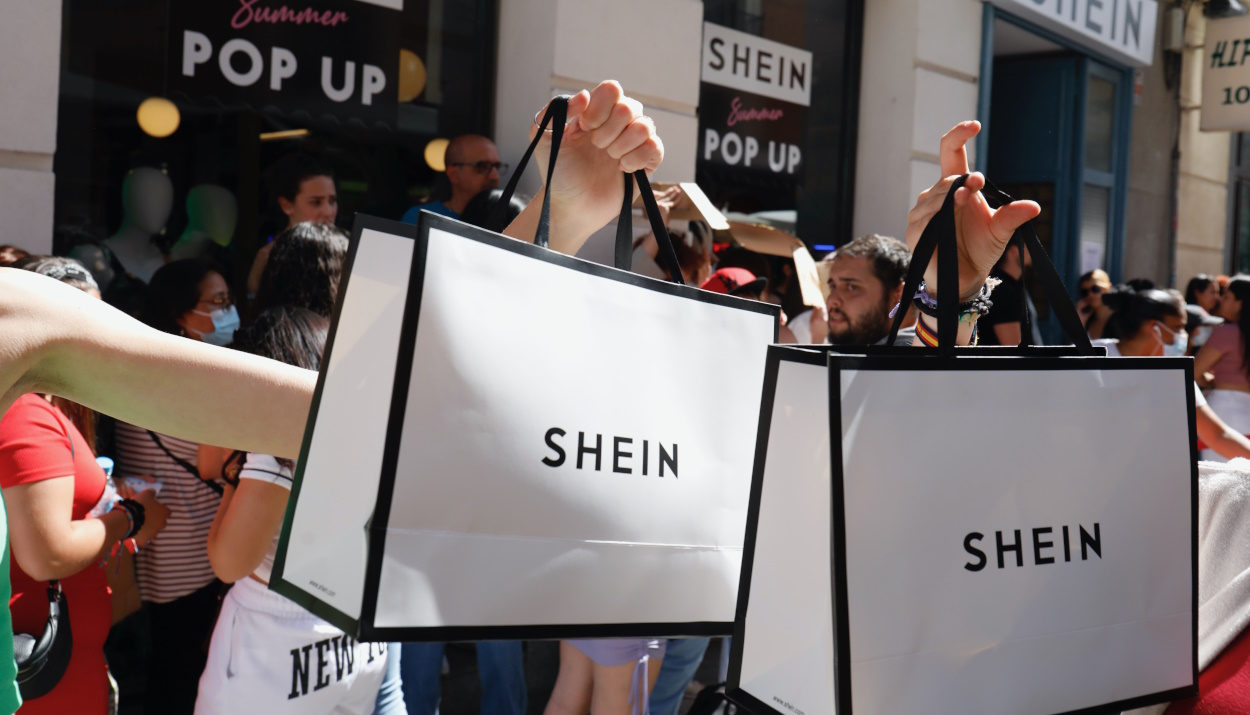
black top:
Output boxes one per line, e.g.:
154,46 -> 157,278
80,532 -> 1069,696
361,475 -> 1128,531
978,271 -> 1024,346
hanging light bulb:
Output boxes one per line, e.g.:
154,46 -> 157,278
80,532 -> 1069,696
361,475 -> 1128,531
424,138 -> 449,172
137,97 -> 181,138
398,49 -> 427,102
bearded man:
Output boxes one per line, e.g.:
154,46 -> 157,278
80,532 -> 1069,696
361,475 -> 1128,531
823,234 -> 915,346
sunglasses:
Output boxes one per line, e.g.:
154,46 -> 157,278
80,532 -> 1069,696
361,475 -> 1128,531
449,161 -> 508,175
1078,285 -> 1103,298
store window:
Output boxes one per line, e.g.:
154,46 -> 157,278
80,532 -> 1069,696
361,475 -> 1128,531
697,0 -> 863,253
54,0 -> 497,295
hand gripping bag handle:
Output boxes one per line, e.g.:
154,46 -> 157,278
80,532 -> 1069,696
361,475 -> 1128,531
488,95 -> 685,284
885,174 -> 1096,356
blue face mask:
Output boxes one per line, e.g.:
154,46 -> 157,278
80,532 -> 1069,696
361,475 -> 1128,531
190,305 -> 240,346
1155,322 -> 1188,357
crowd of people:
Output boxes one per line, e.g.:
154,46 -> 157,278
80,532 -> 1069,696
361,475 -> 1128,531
0,82 -> 1245,715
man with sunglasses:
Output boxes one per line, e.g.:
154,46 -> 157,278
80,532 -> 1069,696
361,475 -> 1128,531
401,134 -> 508,224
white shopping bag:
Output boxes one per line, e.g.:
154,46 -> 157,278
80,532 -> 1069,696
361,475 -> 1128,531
271,95 -> 779,641
728,176 -> 1197,715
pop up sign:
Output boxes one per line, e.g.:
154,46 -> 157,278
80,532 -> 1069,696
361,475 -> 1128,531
167,0 -> 401,126
698,23 -> 810,177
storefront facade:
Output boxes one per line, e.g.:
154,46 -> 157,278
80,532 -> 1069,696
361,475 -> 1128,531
3,0 -> 1243,324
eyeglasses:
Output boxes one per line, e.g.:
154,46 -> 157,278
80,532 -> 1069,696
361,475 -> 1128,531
1078,285 -> 1103,298
449,161 -> 508,175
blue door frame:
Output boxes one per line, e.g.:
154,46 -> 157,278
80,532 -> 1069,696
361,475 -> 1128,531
977,4 -> 1135,342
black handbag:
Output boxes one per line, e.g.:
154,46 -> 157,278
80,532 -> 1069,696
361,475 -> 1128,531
13,580 -> 73,700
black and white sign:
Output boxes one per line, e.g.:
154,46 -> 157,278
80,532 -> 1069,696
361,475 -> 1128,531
1201,14 -> 1250,131
698,22 -> 810,177
167,0 -> 401,125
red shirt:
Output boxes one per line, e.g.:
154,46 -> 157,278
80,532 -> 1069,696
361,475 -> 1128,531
0,395 -> 111,713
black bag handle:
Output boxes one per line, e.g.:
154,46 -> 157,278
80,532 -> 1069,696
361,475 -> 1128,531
886,175 -> 1096,356
488,96 -> 684,284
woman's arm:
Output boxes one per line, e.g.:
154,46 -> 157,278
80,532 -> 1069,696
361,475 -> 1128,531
1194,342 -> 1224,386
197,444 -> 233,482
1196,404 -> 1250,461
1,268 -> 317,459
206,479 -> 289,583
4,481 -> 166,582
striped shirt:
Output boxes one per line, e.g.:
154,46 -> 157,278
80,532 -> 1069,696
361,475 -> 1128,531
113,423 -> 222,603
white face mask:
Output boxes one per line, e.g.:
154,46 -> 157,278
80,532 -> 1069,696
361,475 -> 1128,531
1153,322 -> 1188,357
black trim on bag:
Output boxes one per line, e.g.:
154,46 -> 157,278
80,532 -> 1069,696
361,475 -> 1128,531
351,211 -> 779,642
270,213 -> 420,635
726,345 -> 842,715
824,352 -> 1198,715
726,346 -> 791,694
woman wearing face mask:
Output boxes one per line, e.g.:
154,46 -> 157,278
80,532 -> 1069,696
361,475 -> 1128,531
109,259 -> 236,714
1096,287 -> 1250,462
1194,277 -> 1250,462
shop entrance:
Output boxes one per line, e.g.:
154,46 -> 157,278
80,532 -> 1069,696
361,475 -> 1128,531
983,14 -> 1131,343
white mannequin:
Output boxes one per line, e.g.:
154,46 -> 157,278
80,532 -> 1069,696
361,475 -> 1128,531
106,167 -> 174,283
172,185 -> 238,260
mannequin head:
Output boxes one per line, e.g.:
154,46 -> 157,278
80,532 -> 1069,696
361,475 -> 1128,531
185,185 -> 238,247
269,154 -> 337,228
120,167 -> 175,235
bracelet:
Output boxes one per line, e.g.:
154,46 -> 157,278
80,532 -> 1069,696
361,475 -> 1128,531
915,315 -> 979,348
913,280 -> 997,323
112,499 -> 146,540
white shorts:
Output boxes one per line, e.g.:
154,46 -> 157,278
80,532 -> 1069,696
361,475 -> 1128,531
1203,389 -> 1250,462
195,576 -> 388,715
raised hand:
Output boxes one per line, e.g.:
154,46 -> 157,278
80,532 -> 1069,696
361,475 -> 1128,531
507,80 -> 664,255
904,121 -> 1040,300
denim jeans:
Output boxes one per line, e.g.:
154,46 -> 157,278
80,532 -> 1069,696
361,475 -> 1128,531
648,637 -> 711,715
373,642 -> 407,714
400,641 -> 526,715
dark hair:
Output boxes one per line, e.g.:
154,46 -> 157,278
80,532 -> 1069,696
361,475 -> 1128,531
268,153 -> 334,204
1225,276 -> 1250,374
1125,277 -> 1156,292
143,259 -> 221,335
1185,274 -> 1216,305
825,234 -> 910,290
253,221 -> 349,319
0,244 -> 29,267
458,188 -> 526,229
1101,286 -> 1184,340
232,305 -> 328,373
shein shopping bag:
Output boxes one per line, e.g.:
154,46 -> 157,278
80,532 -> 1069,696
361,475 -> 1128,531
727,176 -> 1198,715
270,96 -> 780,641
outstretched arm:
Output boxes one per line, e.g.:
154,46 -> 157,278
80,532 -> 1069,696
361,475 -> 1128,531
1,82 -> 667,456
2,268 -> 316,458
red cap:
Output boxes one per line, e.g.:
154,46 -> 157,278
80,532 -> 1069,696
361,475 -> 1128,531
701,267 -> 767,296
